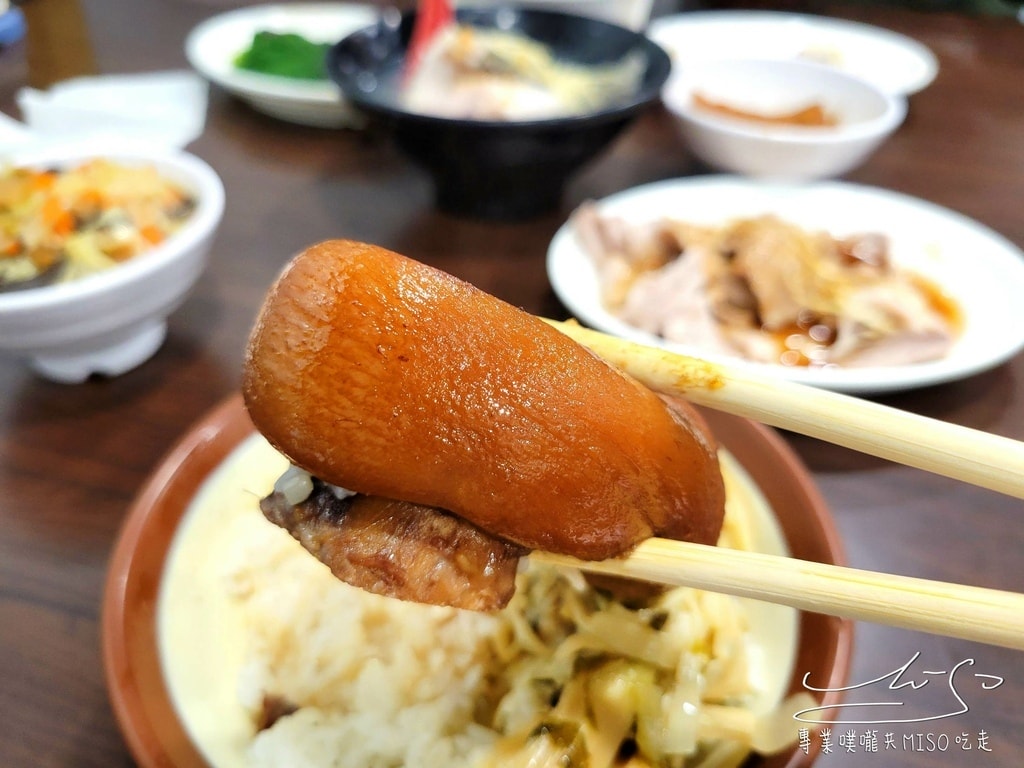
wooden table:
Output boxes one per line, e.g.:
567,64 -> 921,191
1,1 -> 1021,765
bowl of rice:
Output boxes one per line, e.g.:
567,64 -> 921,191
103,395 -> 851,768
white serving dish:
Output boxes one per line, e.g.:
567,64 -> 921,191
648,10 -> 938,96
185,2 -> 378,128
0,140 -> 225,383
661,58 -> 906,181
547,176 -> 1024,394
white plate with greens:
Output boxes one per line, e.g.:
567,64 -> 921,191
185,3 -> 378,128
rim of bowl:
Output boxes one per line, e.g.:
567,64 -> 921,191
326,7 -> 673,130
663,57 -> 908,145
0,143 -> 225,312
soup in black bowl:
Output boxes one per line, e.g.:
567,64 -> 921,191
327,7 -> 671,219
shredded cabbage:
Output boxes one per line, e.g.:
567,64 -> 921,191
476,563 -> 812,768
472,454 -> 815,768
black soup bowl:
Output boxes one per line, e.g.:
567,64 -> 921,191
326,7 -> 671,220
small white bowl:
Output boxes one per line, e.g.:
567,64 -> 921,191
0,140 -> 225,383
662,58 -> 907,180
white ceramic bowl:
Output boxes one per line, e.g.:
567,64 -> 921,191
662,58 -> 906,180
0,141 -> 225,383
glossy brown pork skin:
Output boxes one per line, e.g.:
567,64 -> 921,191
242,239 -> 725,564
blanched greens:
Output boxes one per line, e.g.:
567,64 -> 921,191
234,31 -> 330,80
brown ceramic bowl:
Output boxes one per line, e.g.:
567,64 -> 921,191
102,394 -> 852,767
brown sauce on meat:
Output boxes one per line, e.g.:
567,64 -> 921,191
767,274 -> 962,368
692,92 -> 838,128
910,273 -> 964,333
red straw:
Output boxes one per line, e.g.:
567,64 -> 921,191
404,0 -> 454,80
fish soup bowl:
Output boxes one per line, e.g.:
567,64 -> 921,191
0,140 -> 225,383
326,7 -> 671,220
662,58 -> 906,181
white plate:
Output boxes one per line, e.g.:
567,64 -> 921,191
547,176 -> 1024,394
184,2 -> 378,128
648,11 -> 938,96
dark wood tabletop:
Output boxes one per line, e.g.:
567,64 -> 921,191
1,1 -> 1022,766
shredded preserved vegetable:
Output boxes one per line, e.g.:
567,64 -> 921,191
477,468 -> 813,767
0,159 -> 196,288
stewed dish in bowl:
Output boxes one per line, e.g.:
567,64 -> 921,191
0,139 -> 224,382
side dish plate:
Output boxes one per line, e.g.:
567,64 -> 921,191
184,2 -> 378,127
648,11 -> 938,96
547,176 -> 1024,394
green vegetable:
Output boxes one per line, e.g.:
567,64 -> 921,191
233,31 -> 331,80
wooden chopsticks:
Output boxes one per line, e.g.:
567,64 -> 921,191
535,320 -> 1024,649
532,540 -> 1024,650
545,319 -> 1024,500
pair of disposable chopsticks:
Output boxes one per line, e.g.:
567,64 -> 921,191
537,319 -> 1024,651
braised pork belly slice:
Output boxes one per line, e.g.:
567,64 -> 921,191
260,480 -> 527,611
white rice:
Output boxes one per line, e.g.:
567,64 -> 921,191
221,517 -> 504,768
